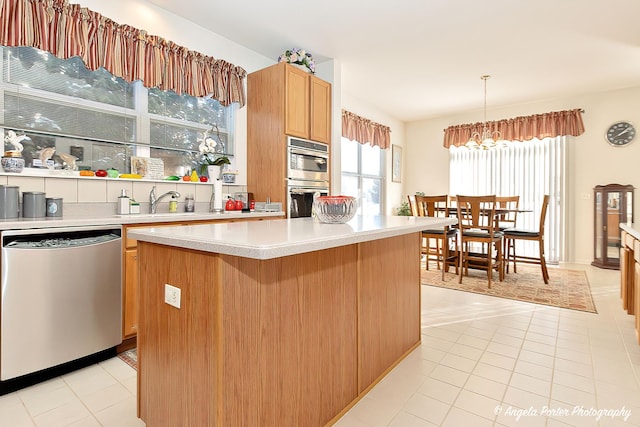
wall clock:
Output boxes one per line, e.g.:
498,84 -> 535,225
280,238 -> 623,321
606,121 -> 636,147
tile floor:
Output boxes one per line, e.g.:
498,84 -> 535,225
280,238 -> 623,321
1,264 -> 639,426
335,264 -> 640,427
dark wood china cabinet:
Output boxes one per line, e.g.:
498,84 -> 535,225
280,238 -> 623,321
593,184 -> 634,269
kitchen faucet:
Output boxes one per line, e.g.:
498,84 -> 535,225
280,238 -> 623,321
149,186 -> 181,213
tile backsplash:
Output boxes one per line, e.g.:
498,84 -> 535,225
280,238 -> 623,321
1,173 -> 245,215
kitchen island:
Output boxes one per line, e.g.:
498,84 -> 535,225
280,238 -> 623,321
128,215 -> 457,426
620,223 -> 640,345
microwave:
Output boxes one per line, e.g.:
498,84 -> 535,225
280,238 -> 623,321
287,136 -> 329,182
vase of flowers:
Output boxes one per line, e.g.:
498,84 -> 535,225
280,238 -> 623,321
277,48 -> 315,74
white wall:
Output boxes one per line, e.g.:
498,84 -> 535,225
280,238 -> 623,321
405,86 -> 640,264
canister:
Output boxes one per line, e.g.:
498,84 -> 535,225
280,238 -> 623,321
116,189 -> 130,215
22,191 -> 46,218
46,197 -> 63,217
0,185 -> 20,218
184,194 -> 195,212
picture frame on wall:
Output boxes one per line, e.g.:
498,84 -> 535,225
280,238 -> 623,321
392,144 -> 402,183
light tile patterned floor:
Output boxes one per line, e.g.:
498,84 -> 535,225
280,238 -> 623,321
335,264 -> 640,427
1,264 -> 638,426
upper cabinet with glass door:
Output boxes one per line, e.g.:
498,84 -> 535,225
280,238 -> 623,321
0,46 -> 236,178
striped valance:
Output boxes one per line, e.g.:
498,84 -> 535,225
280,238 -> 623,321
0,0 -> 246,106
341,109 -> 391,149
443,108 -> 585,148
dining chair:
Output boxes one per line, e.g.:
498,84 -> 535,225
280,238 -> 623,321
414,195 -> 458,279
496,196 -> 520,230
407,195 -> 418,216
456,194 -> 504,288
503,195 -> 550,284
448,195 -> 457,210
496,195 -> 520,269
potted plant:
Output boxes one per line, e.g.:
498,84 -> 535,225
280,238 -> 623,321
199,154 -> 230,178
396,200 -> 412,216
198,128 -> 231,178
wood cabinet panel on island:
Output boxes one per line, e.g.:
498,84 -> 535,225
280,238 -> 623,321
123,249 -> 138,338
247,62 -> 332,209
619,224 -> 640,345
121,216 -> 282,341
127,217 -> 459,426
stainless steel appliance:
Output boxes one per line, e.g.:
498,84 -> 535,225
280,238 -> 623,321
1,225 -> 122,381
287,136 -> 329,182
288,179 -> 329,218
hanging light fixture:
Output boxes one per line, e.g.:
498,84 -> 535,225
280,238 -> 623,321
466,75 -> 502,150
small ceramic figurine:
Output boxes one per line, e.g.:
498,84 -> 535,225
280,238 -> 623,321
2,131 -> 27,173
39,147 -> 56,169
3,130 -> 27,153
58,152 -> 79,171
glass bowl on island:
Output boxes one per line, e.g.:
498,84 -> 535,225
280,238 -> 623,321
313,195 -> 357,224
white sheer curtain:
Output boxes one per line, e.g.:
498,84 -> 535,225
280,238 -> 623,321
449,137 -> 567,263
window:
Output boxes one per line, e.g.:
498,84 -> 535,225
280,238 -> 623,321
449,137 -> 566,263
340,137 -> 384,215
0,46 -> 235,176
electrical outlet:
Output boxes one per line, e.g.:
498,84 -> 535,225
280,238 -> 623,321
223,193 -> 232,201
164,284 -> 181,309
582,193 -> 591,200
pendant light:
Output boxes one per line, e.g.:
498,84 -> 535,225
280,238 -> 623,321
466,75 -> 502,150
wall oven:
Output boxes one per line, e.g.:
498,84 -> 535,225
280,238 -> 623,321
288,179 -> 329,218
287,136 -> 329,182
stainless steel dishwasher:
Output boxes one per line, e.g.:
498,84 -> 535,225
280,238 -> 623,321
1,225 -> 122,380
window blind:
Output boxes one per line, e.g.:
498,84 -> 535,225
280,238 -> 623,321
449,136 -> 566,263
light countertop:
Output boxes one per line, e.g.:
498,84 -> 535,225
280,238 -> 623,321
621,223 -> 640,240
128,215 -> 458,260
0,211 -> 284,231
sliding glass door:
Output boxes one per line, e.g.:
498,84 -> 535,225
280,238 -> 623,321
449,137 -> 566,263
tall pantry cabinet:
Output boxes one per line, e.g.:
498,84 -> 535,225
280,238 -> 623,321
247,62 -> 332,208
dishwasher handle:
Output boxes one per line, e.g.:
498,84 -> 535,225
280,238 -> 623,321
2,228 -> 121,249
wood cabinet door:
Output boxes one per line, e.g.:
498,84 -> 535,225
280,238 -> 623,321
284,65 -> 310,138
309,76 -> 332,143
123,249 -> 138,339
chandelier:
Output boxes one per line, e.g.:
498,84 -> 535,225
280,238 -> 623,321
466,75 -> 503,150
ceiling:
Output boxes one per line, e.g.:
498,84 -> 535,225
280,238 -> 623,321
146,0 -> 640,122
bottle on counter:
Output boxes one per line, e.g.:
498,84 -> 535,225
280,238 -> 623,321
169,195 -> 178,213
117,189 -> 130,215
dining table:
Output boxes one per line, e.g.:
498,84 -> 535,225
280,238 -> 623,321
441,206 -> 533,278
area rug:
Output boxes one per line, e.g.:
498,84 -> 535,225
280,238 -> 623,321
422,262 -> 597,313
118,348 -> 137,370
